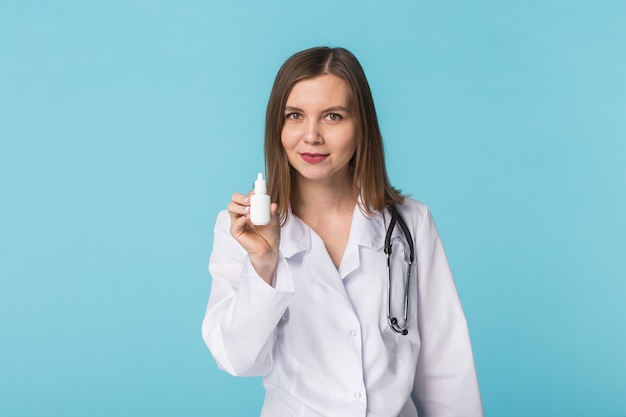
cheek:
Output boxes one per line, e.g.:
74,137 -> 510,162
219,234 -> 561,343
280,126 -> 297,150
337,127 -> 357,154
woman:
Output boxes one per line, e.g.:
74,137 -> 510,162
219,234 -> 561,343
202,46 -> 483,417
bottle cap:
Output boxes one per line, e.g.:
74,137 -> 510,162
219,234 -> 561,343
254,173 -> 267,194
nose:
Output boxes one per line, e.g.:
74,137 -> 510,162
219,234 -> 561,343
303,120 -> 323,145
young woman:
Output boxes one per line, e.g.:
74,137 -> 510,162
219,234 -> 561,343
202,46 -> 483,417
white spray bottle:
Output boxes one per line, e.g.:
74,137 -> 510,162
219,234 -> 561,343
250,173 -> 270,226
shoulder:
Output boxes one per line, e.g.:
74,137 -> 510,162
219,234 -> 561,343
394,197 -> 444,242
395,197 -> 432,228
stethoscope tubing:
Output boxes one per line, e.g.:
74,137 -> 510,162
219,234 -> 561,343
384,205 -> 415,336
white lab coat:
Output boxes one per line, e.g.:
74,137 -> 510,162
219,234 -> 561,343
202,198 -> 483,417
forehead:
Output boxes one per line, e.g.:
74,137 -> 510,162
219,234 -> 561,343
286,74 -> 352,107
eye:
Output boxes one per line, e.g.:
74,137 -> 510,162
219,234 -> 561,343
285,112 -> 302,120
325,113 -> 343,121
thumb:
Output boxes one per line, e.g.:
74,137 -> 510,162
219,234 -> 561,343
269,203 -> 280,225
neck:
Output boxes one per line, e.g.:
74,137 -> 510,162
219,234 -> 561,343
292,174 -> 356,219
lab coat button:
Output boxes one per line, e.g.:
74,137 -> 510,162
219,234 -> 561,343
349,329 -> 357,336
354,392 -> 362,399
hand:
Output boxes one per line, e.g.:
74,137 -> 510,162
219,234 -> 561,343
228,192 -> 280,285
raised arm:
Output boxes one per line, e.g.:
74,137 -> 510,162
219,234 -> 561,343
202,198 -> 294,376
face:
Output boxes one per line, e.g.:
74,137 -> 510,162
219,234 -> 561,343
281,74 -> 357,186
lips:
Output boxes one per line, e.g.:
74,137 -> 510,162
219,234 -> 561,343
299,153 -> 329,164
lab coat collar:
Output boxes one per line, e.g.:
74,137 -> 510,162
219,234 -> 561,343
279,203 -> 386,279
279,210 -> 311,259
350,204 -> 386,252
338,204 -> 385,278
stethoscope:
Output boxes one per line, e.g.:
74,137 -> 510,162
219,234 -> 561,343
384,206 -> 415,336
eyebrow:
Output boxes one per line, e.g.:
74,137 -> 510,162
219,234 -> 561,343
284,105 -> 351,114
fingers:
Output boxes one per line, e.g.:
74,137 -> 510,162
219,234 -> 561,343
227,192 -> 280,235
226,192 -> 281,262
227,192 -> 251,234
227,192 -> 250,217
231,192 -> 250,206
227,200 -> 249,217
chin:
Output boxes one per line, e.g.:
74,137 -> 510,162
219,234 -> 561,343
296,168 -> 346,184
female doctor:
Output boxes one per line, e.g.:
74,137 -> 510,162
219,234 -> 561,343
202,46 -> 483,417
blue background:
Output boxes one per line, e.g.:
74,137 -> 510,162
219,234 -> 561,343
1,1 -> 625,416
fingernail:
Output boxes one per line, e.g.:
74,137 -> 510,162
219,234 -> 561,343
243,197 -> 249,204
243,206 -> 249,213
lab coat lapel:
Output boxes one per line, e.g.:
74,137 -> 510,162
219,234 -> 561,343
279,208 -> 385,305
279,213 -> 310,259
338,206 -> 386,279
279,212 -> 354,307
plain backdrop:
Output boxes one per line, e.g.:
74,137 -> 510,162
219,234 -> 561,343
1,1 -> 625,416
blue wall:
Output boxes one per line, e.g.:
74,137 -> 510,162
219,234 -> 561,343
1,1 -> 625,416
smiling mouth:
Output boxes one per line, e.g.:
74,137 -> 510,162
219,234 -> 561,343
299,153 -> 329,164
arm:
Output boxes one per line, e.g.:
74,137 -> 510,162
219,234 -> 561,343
201,210 -> 294,376
411,208 -> 483,417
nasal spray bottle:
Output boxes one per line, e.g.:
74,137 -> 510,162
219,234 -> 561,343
250,173 -> 270,226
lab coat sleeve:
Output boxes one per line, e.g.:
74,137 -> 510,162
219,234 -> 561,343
201,210 -> 294,377
411,208 -> 483,417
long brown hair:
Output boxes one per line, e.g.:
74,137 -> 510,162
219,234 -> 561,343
265,46 -> 404,224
